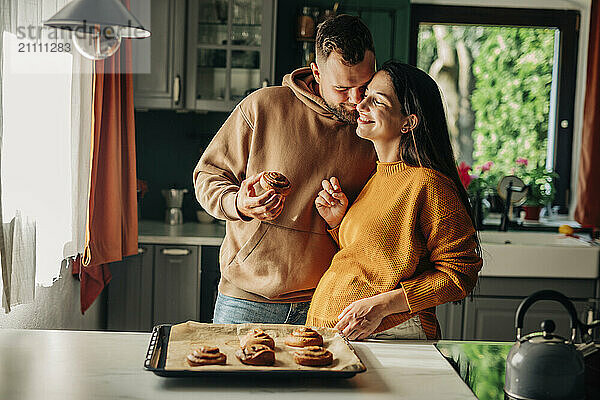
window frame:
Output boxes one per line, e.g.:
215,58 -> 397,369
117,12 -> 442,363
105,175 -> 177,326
409,4 -> 580,213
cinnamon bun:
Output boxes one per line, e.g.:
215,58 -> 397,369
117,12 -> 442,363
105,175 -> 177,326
293,346 -> 333,366
235,344 -> 275,366
284,326 -> 323,347
260,171 -> 291,196
186,345 -> 227,366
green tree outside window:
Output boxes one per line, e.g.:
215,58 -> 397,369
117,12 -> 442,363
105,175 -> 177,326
418,25 -> 557,203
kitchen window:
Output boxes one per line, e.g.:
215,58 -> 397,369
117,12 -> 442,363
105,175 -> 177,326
1,30 -> 74,288
410,5 -> 579,213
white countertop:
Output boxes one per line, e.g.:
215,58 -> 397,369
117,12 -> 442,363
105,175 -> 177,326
0,328 -> 476,400
139,220 -> 225,246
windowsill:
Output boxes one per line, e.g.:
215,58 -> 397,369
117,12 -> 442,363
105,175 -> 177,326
481,213 -> 581,232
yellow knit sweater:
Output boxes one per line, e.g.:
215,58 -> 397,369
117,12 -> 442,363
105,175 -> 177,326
306,161 -> 483,339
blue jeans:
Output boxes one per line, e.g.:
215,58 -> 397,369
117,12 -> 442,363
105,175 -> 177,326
213,292 -> 309,325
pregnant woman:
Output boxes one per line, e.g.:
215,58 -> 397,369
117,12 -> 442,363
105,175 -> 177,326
306,62 -> 483,340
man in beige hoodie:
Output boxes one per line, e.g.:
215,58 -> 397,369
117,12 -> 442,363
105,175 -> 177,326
193,15 -> 377,324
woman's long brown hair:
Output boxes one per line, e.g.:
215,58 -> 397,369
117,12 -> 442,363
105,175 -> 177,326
380,61 -> 481,252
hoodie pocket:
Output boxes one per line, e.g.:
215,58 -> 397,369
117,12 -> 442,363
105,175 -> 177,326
227,222 -> 271,266
222,223 -> 337,300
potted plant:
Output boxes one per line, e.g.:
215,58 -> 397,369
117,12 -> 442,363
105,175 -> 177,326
514,158 -> 558,221
457,161 -> 495,228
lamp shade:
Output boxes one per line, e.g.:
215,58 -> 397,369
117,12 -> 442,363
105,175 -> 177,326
44,0 -> 150,38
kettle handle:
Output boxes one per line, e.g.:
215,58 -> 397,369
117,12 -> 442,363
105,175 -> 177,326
515,290 -> 579,342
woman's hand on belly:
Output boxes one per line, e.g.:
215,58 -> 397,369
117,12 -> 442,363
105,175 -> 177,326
334,289 -> 410,340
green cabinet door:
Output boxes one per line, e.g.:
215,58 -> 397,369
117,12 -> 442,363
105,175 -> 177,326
302,0 -> 410,66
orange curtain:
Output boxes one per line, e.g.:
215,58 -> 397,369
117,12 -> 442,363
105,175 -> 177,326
72,5 -> 138,313
575,0 -> 600,228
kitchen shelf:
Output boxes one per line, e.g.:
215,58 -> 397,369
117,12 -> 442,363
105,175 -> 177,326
198,22 -> 262,27
186,0 -> 275,111
197,44 -> 261,51
197,67 -> 260,71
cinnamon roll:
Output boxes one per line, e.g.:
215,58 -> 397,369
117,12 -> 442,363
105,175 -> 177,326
284,326 -> 323,347
293,346 -> 333,366
186,345 -> 227,366
260,171 -> 291,196
235,344 -> 275,366
240,328 -> 275,350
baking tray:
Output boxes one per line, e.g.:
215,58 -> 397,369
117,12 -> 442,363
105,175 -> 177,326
144,324 -> 366,378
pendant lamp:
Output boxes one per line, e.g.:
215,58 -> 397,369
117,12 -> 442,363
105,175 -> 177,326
44,0 -> 150,60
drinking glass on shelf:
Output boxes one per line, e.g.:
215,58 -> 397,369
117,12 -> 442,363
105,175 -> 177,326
249,0 -> 262,25
215,0 -> 228,24
199,0 -> 218,23
233,0 -> 251,25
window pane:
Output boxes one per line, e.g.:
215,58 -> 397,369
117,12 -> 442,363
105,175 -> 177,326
417,24 -> 557,186
1,32 -> 73,285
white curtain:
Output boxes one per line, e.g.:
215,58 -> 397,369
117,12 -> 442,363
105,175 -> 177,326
0,0 -> 93,312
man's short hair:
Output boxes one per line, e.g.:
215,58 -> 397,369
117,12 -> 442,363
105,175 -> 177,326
315,14 -> 375,66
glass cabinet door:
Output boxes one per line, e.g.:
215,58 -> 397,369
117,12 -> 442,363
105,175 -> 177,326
196,48 -> 227,100
187,0 -> 274,111
197,1 -> 229,45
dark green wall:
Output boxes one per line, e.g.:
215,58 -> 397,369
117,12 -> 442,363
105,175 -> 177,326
135,110 -> 228,222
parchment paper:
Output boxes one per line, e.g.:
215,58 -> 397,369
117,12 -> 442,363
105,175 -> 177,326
165,321 -> 366,372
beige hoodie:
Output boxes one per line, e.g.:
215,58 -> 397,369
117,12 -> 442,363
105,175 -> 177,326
193,67 -> 377,303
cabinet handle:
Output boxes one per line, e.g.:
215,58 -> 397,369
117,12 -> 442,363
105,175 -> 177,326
161,248 -> 190,256
137,248 -> 146,254
173,75 -> 181,105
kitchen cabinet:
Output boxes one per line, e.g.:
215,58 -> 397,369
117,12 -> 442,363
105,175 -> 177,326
339,0 -> 410,66
153,245 -> 200,325
107,243 -> 221,331
437,301 -> 464,340
462,297 -> 593,342
107,245 -> 154,332
132,0 -> 186,109
186,0 -> 276,111
435,277 -> 599,341
296,0 -> 410,67
133,0 -> 276,111
458,277 -> 598,342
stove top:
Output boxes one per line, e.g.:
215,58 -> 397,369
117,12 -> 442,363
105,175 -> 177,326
435,340 -> 600,400
435,341 -> 511,400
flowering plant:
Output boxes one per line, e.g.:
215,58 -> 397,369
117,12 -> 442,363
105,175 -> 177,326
513,158 -> 558,206
137,179 -> 149,201
457,161 -> 495,197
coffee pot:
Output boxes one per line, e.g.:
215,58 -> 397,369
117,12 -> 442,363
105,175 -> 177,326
505,290 -> 586,400
161,188 -> 188,225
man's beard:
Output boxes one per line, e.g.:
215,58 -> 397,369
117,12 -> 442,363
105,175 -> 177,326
324,102 -> 359,124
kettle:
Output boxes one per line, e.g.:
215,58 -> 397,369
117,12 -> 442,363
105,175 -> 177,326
504,290 -> 585,400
